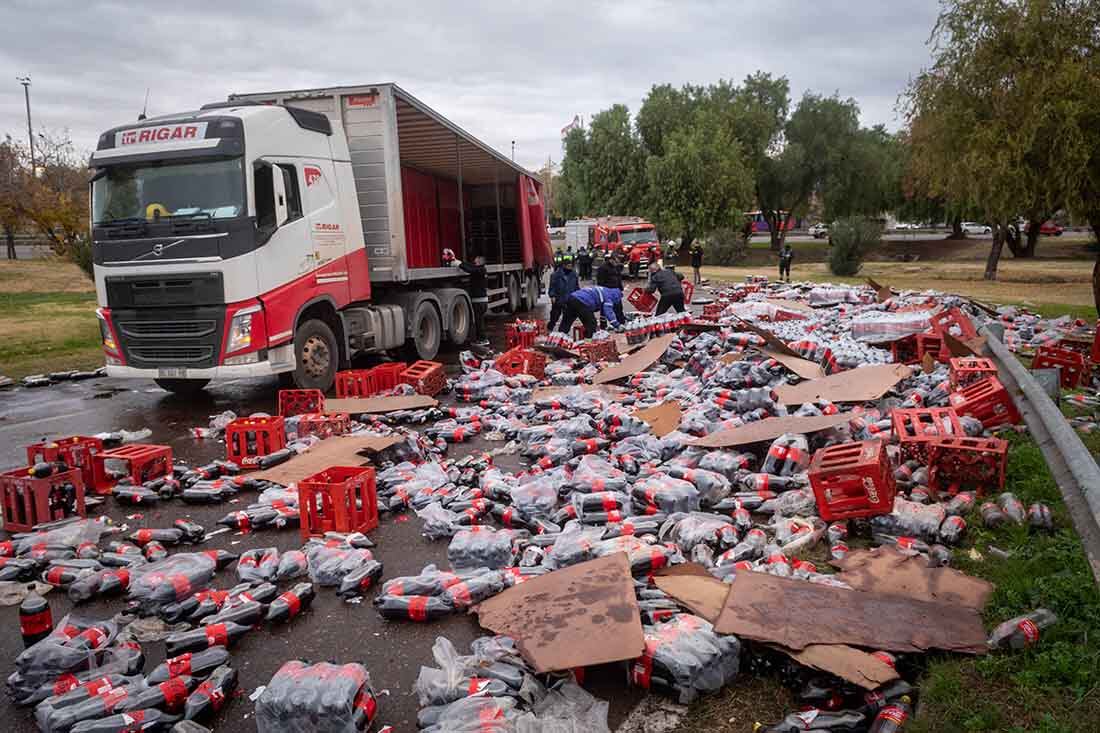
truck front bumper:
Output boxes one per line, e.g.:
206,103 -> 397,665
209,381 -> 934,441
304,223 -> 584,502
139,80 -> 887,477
106,344 -> 296,381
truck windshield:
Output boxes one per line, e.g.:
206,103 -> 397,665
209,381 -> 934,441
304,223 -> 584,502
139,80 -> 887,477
92,157 -> 244,224
620,229 -> 657,244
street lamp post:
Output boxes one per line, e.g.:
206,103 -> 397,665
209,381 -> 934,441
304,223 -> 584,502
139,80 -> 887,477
511,140 -> 515,161
16,76 -> 34,172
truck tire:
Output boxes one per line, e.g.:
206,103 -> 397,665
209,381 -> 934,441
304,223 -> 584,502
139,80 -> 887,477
448,297 -> 471,345
154,378 -> 210,396
506,274 -> 522,313
410,301 -> 441,360
292,319 -> 338,392
524,273 -> 539,311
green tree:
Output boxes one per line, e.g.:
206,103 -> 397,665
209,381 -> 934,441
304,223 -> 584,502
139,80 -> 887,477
757,93 -> 862,251
636,83 -> 702,158
586,104 -> 646,215
904,0 -> 1100,280
557,126 -> 592,219
646,110 -> 755,251
0,136 -> 23,260
825,126 -> 903,222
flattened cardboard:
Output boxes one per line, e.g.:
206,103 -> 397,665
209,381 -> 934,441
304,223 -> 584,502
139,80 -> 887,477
474,553 -> 643,673
713,570 -> 988,654
535,343 -> 582,359
734,318 -> 801,359
718,351 -> 745,365
326,395 -> 438,413
688,412 -> 853,448
943,331 -> 988,358
762,349 -> 826,380
531,384 -> 626,402
774,364 -> 912,405
866,277 -> 892,303
633,401 -> 682,437
777,644 -> 899,690
593,334 -> 675,385
831,547 -> 994,609
251,434 -> 380,485
654,571 -> 729,620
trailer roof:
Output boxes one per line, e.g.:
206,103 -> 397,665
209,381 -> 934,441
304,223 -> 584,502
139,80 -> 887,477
228,82 -> 537,185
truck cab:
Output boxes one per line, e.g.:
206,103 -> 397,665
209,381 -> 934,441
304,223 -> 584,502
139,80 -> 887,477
90,85 -> 551,394
593,218 -> 660,277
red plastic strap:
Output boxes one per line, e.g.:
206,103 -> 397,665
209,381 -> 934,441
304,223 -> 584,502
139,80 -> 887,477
205,623 -> 228,647
167,653 -> 192,677
408,596 -> 429,622
279,591 -> 302,618
21,609 -> 53,636
160,676 -> 188,710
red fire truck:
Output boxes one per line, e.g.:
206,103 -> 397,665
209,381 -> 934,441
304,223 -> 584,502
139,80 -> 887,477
591,217 -> 661,276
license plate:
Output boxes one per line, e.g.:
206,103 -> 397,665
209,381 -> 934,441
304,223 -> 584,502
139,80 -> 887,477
157,367 -> 188,379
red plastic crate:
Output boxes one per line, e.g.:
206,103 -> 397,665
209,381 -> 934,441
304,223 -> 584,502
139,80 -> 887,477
808,440 -> 896,521
948,375 -> 1021,429
278,389 -> 324,416
928,435 -> 1008,497
296,413 -> 351,440
506,320 -> 547,350
1032,345 -> 1088,388
225,416 -> 286,470
299,466 -> 378,539
92,444 -> 173,495
334,370 -> 376,398
401,360 -> 446,396
701,303 -> 724,321
578,339 -> 620,364
930,307 -> 978,341
24,436 -> 103,491
369,362 -> 407,392
682,282 -> 695,305
891,407 -> 965,463
949,357 -> 998,389
0,467 -> 86,533
891,333 -> 943,365
494,348 -> 548,379
627,288 -> 658,314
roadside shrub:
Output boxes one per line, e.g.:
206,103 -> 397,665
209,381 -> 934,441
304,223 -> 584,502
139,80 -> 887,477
53,237 -> 93,280
828,216 -> 880,276
703,228 -> 748,266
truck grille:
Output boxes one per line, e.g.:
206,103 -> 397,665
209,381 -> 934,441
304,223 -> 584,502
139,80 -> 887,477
129,345 -> 214,364
118,320 -> 217,339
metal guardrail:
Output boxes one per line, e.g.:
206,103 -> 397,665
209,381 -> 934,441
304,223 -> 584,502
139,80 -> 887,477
982,326 -> 1100,584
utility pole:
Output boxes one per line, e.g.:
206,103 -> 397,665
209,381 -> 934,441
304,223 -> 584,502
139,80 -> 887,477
511,140 -> 515,162
17,76 -> 34,173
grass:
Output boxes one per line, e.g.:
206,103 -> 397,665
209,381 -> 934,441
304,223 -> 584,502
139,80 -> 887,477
0,259 -> 101,379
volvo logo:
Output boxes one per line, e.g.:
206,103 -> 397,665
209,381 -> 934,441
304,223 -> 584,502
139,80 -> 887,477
152,243 -> 164,257
138,239 -> 186,260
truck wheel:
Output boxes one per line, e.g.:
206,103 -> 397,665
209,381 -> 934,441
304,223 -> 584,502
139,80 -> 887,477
506,274 -> 522,313
292,319 -> 338,392
410,301 -> 441,360
448,297 -> 471,345
524,273 -> 539,311
154,378 -> 209,396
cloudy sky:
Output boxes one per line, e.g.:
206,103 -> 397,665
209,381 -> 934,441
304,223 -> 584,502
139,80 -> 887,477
0,1 -> 940,172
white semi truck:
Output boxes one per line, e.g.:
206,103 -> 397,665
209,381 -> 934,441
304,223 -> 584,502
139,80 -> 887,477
90,83 -> 552,394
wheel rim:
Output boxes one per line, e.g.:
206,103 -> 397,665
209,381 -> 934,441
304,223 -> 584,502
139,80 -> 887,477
509,276 -> 521,310
452,301 -> 469,340
301,335 -> 331,378
419,313 -> 438,347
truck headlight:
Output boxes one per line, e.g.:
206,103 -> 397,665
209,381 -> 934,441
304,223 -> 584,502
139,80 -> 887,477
227,306 -> 260,354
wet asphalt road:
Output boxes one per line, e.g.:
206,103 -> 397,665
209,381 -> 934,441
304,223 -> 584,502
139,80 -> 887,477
0,300 -> 649,732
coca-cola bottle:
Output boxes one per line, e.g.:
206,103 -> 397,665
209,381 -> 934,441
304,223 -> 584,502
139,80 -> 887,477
199,599 -> 265,628
67,708 -> 178,733
183,664 -> 237,721
868,695 -> 912,732
165,622 -> 250,656
267,583 -> 316,622
147,646 -> 231,684
173,519 -> 206,544
1027,503 -> 1053,531
998,492 -> 1026,524
754,709 -> 867,732
19,590 -> 52,647
337,561 -> 384,598
373,595 -> 453,621
988,608 -> 1057,650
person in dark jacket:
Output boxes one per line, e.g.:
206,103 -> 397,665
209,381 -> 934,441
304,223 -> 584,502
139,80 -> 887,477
558,285 -> 622,338
576,247 -> 592,281
645,261 -> 686,314
779,243 -> 793,282
595,253 -> 626,324
449,251 -> 489,345
547,256 -> 579,332
690,243 -> 704,284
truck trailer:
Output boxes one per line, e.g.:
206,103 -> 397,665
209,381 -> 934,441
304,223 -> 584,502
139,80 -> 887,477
90,83 -> 552,394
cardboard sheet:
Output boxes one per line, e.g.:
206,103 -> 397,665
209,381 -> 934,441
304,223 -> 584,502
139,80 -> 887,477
943,331 -> 988,358
654,571 -> 729,620
250,434 -> 381,485
474,553 -> 643,673
593,334 -> 675,385
831,547 -> 994,609
734,318 -> 802,359
535,343 -> 582,359
713,570 -> 988,654
866,277 -> 892,303
773,364 -> 912,405
688,412 -> 853,448
718,351 -> 745,365
531,384 -> 626,402
762,349 -> 826,380
777,644 -> 899,690
633,401 -> 683,437
326,395 -> 438,413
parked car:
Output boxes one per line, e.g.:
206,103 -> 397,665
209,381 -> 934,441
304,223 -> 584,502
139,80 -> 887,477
1024,220 -> 1064,236
808,223 -> 829,239
893,222 -> 919,230
961,222 -> 992,235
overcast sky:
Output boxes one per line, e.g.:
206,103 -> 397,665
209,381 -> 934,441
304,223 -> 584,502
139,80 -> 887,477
0,1 -> 940,172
